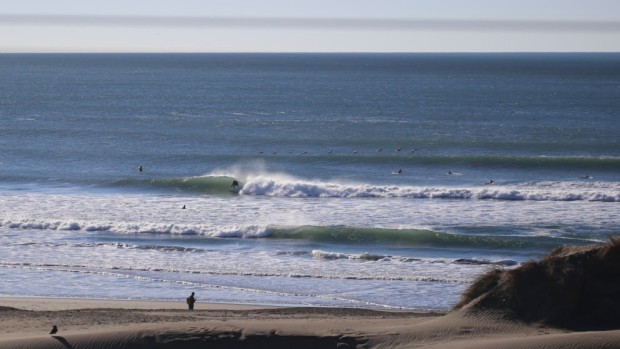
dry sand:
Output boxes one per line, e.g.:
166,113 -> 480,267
1,297 -> 619,349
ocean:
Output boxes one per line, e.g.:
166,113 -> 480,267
0,53 -> 619,311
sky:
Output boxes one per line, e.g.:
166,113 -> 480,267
1,0 -> 619,52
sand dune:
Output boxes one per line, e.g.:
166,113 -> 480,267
1,298 -> 619,349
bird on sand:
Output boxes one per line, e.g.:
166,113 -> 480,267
50,325 -> 58,335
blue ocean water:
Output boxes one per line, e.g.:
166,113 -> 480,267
0,53 -> 619,310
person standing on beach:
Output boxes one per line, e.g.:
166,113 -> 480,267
186,292 -> 196,310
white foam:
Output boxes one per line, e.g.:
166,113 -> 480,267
201,164 -> 620,201
238,175 -> 620,202
0,179 -> 617,239
1,217 -> 271,237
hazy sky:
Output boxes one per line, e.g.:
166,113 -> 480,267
2,0 -> 620,52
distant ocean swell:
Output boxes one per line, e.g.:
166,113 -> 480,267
0,220 -> 599,249
273,154 -> 620,171
409,155 -> 620,170
111,175 -> 620,201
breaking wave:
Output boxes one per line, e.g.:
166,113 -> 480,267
112,175 -> 241,195
240,176 -> 619,202
109,172 -> 620,202
0,219 -> 598,250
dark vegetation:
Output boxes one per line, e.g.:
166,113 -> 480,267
455,236 -> 620,329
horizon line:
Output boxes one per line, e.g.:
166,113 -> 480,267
2,14 -> 620,32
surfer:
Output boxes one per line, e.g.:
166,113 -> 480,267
182,205 -> 186,209
485,179 -> 495,185
138,165 -> 143,172
231,180 -> 240,188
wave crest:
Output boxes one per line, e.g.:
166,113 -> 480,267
240,176 -> 620,202
0,219 -> 582,249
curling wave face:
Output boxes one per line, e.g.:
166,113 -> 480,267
107,172 -> 620,202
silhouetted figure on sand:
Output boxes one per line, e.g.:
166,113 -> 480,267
186,292 -> 196,310
50,325 -> 58,336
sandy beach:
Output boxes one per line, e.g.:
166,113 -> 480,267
1,297 -> 619,349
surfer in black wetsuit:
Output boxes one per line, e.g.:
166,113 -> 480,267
231,180 -> 239,188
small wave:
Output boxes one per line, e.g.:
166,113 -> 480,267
0,217 -> 600,250
453,258 -> 518,266
311,250 -> 389,261
101,243 -> 205,253
266,226 -> 581,250
309,250 -> 518,266
0,218 -> 271,237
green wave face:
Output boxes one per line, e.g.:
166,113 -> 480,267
266,225 -> 577,249
113,176 -> 242,195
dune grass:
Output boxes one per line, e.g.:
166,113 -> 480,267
455,236 -> 620,329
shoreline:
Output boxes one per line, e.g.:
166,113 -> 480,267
0,296 -> 278,311
0,295 -> 431,313
2,297 -> 619,348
